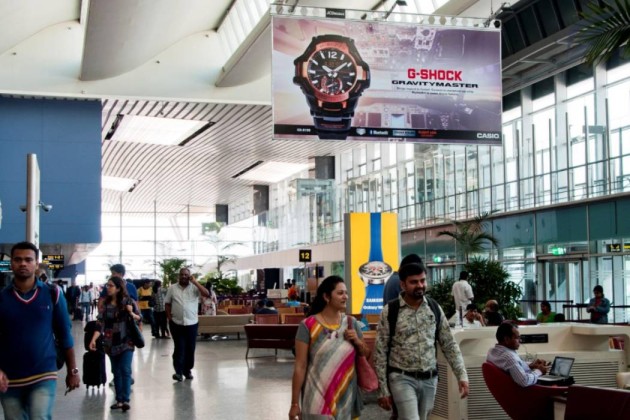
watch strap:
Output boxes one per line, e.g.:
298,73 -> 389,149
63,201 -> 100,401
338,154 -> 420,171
368,213 -> 384,262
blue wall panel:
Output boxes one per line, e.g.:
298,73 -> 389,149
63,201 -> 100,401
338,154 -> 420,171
0,97 -> 101,245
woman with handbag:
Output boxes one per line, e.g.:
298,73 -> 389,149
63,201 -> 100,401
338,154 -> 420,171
289,276 -> 370,420
88,276 -> 142,412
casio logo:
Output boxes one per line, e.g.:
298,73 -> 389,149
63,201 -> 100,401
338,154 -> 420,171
477,133 -> 501,139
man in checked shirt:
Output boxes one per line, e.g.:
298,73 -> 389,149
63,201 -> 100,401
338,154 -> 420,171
374,263 -> 469,420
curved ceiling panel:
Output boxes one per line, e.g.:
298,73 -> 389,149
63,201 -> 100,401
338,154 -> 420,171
0,0 -> 79,54
81,0 -> 231,81
101,99 -> 356,214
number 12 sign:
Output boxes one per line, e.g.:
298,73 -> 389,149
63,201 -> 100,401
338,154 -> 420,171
299,249 -> 312,262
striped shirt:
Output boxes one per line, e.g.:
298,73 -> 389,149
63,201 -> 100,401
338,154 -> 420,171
486,344 -> 542,387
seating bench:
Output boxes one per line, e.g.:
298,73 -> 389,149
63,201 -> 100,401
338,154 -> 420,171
197,314 -> 253,339
243,324 -> 299,358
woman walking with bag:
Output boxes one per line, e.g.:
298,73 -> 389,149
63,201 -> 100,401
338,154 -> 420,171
289,276 -> 369,419
88,277 -> 142,412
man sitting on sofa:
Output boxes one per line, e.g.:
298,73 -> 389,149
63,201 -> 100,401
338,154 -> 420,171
486,322 -> 549,387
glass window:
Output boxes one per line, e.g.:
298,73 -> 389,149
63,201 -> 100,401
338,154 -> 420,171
608,61 -> 630,84
607,79 -> 630,130
533,93 -> 555,112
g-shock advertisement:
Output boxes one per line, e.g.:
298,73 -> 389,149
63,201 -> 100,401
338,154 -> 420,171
272,15 -> 502,144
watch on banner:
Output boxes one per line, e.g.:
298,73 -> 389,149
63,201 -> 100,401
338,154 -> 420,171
293,34 -> 370,140
358,213 -> 392,315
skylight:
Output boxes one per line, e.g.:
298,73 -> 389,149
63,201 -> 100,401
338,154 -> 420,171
106,115 -> 211,146
238,161 -> 311,183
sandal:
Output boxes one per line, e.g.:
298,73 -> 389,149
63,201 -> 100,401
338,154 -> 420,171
122,402 -> 130,412
110,402 -> 123,410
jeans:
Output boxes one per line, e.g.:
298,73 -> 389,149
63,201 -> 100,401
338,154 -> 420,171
141,309 -> 157,337
169,321 -> 198,375
109,350 -> 134,403
388,372 -> 438,420
0,379 -> 56,420
81,302 -> 91,321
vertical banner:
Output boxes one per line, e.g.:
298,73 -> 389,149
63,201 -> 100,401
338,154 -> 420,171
272,14 -> 502,144
345,212 -> 399,314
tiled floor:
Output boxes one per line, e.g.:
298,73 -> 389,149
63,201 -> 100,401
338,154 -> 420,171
3,321 -> 387,420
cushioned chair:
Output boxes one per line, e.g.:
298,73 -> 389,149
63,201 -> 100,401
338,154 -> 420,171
481,362 -> 567,420
254,314 -> 280,324
228,307 -> 251,315
282,314 -> 305,324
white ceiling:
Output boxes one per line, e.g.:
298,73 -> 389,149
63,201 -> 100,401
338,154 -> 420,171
0,0 -> 500,216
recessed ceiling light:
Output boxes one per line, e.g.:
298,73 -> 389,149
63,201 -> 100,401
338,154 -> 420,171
238,161 -> 311,183
105,115 -> 214,146
102,176 -> 138,192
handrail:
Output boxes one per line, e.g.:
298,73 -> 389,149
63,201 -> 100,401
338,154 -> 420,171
562,304 -> 630,323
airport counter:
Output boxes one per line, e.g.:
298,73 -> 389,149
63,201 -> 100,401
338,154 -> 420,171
431,323 -> 630,420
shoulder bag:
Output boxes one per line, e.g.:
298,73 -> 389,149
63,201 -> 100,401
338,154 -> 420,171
125,301 -> 145,348
347,316 -> 378,392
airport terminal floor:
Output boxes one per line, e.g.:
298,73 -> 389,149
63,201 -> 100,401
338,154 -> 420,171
9,320 -> 385,420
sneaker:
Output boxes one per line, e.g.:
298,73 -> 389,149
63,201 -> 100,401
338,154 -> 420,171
184,372 -> 193,380
172,373 -> 183,382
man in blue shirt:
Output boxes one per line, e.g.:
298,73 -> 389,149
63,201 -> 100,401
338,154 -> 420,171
99,264 -> 138,302
382,254 -> 423,303
0,241 -> 80,418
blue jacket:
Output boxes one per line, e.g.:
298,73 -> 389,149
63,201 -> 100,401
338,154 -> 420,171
382,272 -> 401,303
0,280 -> 73,386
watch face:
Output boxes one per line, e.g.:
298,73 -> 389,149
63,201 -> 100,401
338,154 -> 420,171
359,260 -> 393,284
306,47 -> 358,96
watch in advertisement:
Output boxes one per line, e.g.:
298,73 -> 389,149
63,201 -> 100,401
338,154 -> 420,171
293,34 -> 370,140
358,213 -> 393,314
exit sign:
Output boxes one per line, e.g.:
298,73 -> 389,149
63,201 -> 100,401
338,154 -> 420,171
550,246 -> 566,256
299,249 -> 312,262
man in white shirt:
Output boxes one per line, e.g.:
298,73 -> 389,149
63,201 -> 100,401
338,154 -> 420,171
462,304 -> 485,328
165,268 -> 209,382
451,271 -> 474,325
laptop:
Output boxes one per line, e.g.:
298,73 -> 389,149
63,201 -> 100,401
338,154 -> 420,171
537,356 -> 575,384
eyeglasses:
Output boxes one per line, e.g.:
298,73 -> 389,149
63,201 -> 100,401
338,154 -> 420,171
106,284 -> 116,288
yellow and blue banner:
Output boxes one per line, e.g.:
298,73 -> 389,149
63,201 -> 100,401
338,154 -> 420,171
344,212 -> 399,314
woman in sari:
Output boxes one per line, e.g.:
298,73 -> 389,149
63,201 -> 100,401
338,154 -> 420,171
89,276 -> 141,412
289,276 -> 369,419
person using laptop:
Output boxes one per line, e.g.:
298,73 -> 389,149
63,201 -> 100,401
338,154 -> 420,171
486,322 -> 549,387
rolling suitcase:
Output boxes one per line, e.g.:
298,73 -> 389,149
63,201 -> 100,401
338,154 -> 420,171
82,351 -> 107,389
84,321 -> 101,351
74,307 -> 83,321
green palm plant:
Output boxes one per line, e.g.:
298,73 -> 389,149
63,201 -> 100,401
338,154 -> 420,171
576,0 -> 630,65
158,258 -> 188,287
438,213 -> 498,263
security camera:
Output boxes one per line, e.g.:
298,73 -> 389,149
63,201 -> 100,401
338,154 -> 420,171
19,205 -> 27,212
493,20 -> 501,29
42,204 -> 53,212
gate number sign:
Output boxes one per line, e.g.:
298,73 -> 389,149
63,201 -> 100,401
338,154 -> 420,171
299,249 -> 312,262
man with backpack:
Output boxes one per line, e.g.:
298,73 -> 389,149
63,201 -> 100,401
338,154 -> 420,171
374,262 -> 469,420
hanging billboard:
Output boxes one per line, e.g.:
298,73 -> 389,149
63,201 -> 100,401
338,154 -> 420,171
272,14 -> 502,145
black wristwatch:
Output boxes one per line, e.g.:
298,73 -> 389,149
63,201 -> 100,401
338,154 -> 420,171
293,34 -> 370,140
